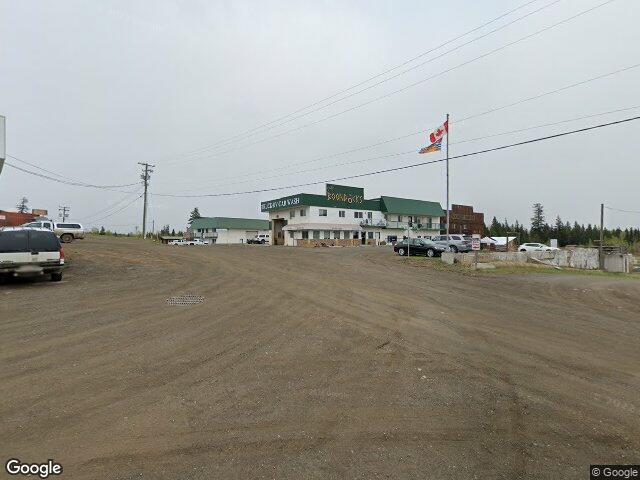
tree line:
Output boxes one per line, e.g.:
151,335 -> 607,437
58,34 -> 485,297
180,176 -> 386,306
486,203 -> 640,247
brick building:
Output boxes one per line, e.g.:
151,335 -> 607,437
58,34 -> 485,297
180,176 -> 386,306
441,204 -> 485,236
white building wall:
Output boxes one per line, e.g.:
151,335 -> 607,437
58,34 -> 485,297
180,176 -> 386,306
199,228 -> 271,244
268,207 -> 440,246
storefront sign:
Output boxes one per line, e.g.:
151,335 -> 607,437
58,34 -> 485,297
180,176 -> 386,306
326,184 -> 364,205
261,196 -> 301,212
472,234 -> 481,251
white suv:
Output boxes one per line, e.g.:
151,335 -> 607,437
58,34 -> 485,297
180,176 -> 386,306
0,228 -> 65,282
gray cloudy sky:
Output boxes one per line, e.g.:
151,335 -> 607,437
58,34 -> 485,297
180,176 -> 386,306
1,0 -> 639,231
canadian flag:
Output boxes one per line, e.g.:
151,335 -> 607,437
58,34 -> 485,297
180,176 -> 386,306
428,120 -> 449,144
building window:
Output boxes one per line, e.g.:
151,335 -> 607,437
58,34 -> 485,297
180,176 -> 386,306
313,230 -> 320,239
302,231 -> 309,239
354,212 -> 363,219
339,210 -> 345,218
289,231 -> 294,238
352,232 -> 359,239
319,209 -> 327,217
397,215 -> 402,222
300,209 -> 306,216
367,212 -> 372,220
323,230 -> 330,239
290,210 -> 295,219
368,232 -> 374,239
415,217 -> 420,224
333,231 -> 341,239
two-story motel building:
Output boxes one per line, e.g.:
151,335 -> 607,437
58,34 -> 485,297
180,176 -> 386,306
261,184 -> 445,246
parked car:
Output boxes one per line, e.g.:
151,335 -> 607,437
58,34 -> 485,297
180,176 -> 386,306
20,219 -> 84,243
0,228 -> 65,282
248,233 -> 270,244
431,234 -> 472,253
518,242 -> 559,252
168,239 -> 206,246
393,238 -> 447,257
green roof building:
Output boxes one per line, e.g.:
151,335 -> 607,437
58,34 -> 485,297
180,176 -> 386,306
261,184 -> 444,246
190,217 -> 271,244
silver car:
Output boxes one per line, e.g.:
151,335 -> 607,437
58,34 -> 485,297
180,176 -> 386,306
431,234 -> 472,253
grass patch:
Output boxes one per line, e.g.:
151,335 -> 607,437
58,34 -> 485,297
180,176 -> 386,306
402,256 -> 640,279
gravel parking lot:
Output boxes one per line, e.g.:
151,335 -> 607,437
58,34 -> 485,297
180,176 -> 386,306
1,236 -> 639,479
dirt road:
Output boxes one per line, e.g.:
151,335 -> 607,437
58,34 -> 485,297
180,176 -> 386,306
1,236 -> 639,479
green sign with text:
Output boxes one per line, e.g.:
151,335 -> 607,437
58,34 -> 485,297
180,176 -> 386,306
325,184 -> 364,205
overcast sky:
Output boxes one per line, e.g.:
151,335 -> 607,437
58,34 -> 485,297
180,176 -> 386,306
1,0 -> 639,232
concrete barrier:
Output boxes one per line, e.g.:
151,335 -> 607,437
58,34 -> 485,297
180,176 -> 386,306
603,254 -> 634,273
440,248 -> 600,270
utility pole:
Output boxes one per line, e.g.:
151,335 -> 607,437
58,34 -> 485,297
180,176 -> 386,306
599,203 -> 604,269
58,205 -> 70,222
138,162 -> 155,238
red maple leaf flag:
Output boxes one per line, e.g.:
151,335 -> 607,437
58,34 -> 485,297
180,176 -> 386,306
428,119 -> 449,144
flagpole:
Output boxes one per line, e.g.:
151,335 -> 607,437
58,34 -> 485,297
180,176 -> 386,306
446,113 -> 450,239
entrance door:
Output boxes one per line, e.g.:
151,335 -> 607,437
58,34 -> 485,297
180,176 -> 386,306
272,218 -> 287,245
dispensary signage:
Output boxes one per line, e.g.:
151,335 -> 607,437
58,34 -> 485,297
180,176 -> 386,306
261,184 -> 375,212
325,184 -> 364,205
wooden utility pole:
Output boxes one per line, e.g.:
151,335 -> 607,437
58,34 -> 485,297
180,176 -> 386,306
138,162 -> 155,238
58,205 -> 70,222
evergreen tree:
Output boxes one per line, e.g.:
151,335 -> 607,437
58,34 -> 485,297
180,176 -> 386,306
530,203 -> 545,241
188,207 -> 201,224
489,217 -> 503,236
16,196 -> 29,213
99,226 -> 106,235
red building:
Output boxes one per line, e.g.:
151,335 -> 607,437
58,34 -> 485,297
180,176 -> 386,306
0,210 -> 37,227
441,204 -> 485,236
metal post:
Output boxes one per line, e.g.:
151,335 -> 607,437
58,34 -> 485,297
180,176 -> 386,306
446,113 -> 450,239
599,203 -> 604,269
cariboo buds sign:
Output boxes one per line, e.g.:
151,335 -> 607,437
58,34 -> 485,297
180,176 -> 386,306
325,184 -> 364,205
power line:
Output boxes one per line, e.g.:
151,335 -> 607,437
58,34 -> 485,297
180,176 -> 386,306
86,194 -> 143,224
150,115 -> 640,198
80,191 -> 144,221
6,154 -> 138,188
163,0 -> 559,160
161,0 -> 617,166
158,105 -> 640,193
156,61 -> 640,191
605,206 -> 640,214
203,107 -> 640,191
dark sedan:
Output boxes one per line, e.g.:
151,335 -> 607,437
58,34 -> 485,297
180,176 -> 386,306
393,238 -> 447,257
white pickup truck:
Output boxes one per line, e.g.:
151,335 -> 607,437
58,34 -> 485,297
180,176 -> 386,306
21,219 -> 85,243
0,227 -> 65,282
